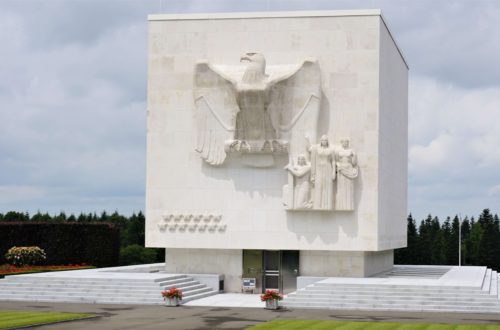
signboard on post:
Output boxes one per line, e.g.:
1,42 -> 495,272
242,278 -> 256,293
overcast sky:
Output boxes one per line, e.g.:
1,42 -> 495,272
0,0 -> 499,221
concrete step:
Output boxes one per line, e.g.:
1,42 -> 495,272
310,283 -> 480,292
0,296 -> 164,305
481,268 -> 492,292
0,288 -> 159,295
182,287 -> 213,297
0,293 -> 163,302
490,271 -> 498,297
302,287 -> 488,295
2,279 -> 162,286
157,277 -> 193,286
0,283 -> 207,296
0,290 -> 218,306
280,302 -> 500,313
283,268 -> 500,313
160,280 -> 202,289
284,296 -> 500,307
0,283 -> 161,290
0,273 -> 217,305
182,290 -> 218,303
287,292 -> 500,302
0,277 -> 194,286
3,276 -> 183,284
0,287 -> 212,301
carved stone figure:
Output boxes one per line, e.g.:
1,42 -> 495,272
309,135 -> 336,210
335,139 -> 358,211
284,154 -> 312,210
193,53 -> 321,166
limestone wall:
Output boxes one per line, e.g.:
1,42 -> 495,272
146,10 -> 408,252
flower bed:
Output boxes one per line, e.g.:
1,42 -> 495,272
0,264 -> 95,277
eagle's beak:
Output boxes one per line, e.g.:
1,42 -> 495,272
240,54 -> 250,62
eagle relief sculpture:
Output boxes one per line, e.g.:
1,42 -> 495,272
193,52 -> 321,167
193,53 -> 358,211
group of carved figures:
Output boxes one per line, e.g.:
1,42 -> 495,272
284,136 -> 358,211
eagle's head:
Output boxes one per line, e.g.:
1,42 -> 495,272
240,52 -> 266,83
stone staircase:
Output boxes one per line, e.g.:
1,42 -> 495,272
0,274 -> 217,305
282,267 -> 500,313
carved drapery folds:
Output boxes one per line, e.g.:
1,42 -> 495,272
283,136 -> 358,211
335,139 -> 359,211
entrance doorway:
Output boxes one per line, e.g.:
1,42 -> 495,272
242,250 -> 299,294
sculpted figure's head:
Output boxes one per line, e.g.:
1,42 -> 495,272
297,154 -> 307,166
320,135 -> 329,147
340,138 -> 350,149
241,52 -> 266,82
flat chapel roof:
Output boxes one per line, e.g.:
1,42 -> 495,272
148,9 -> 408,69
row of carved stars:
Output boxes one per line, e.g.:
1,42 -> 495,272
158,223 -> 227,232
162,213 -> 223,223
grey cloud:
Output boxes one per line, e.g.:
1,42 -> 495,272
1,0 -> 500,219
2,1 -> 155,48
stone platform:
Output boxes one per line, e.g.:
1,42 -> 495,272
0,263 -> 219,305
282,265 -> 500,313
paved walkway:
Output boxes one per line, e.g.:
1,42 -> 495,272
184,293 -> 265,308
2,301 -> 500,330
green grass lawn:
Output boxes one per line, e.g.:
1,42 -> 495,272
247,320 -> 500,330
0,310 -> 93,329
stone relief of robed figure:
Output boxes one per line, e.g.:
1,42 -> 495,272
335,138 -> 359,211
284,135 -> 359,211
193,52 -> 321,167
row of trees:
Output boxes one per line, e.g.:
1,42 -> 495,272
395,209 -> 500,271
3,208 -> 500,270
0,211 -> 164,265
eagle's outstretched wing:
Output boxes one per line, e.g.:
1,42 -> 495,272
193,61 -> 239,165
267,58 -> 322,159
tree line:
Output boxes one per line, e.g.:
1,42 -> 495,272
2,208 -> 500,271
0,210 -> 164,265
395,209 -> 500,271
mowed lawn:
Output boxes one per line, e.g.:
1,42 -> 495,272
0,310 -> 92,329
247,320 -> 500,330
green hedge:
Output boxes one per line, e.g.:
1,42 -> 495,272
0,222 -> 120,267
119,244 -> 157,266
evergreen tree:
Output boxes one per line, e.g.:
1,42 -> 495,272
406,213 -> 419,264
53,212 -> 67,222
441,217 -> 453,265
461,216 -> 471,265
3,211 -> 29,222
125,212 -> 145,247
449,215 -> 460,265
467,220 -> 483,265
477,209 -> 500,270
430,216 -> 446,264
418,215 -> 433,264
77,212 -> 88,222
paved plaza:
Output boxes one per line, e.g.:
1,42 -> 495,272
3,301 -> 500,330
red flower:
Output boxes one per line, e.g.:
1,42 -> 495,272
161,287 -> 183,300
